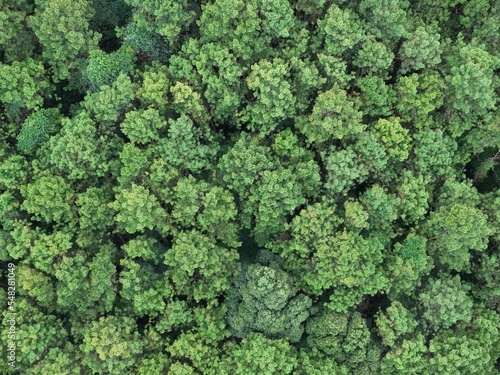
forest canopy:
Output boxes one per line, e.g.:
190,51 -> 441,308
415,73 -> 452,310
1,0 -> 499,374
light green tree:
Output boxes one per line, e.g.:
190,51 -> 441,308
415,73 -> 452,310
137,63 -> 170,113
359,0 -> 411,44
376,301 -> 418,346
121,108 -> 166,145
172,177 -> 240,247
28,0 -> 100,84
110,183 -> 167,234
399,24 -> 443,73
20,174 -> 74,223
158,114 -> 219,174
445,39 -> 497,116
80,315 -> 144,374
386,233 -> 433,297
0,59 -> 50,119
425,202 -> 493,271
301,84 -> 365,145
219,333 -> 298,375
371,117 -> 411,163
48,111 -> 121,180
353,35 -> 394,75
82,73 -> 137,124
1,298 -> 68,371
418,275 -> 473,331
164,230 -> 240,303
380,334 -> 427,374
316,4 -> 366,56
395,70 -> 445,123
242,58 -> 296,134
123,0 -> 196,48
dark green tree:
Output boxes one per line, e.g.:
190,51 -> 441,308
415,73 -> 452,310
226,261 -> 312,343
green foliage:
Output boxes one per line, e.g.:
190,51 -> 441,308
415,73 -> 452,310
28,0 -> 100,83
89,0 -> 131,45
306,309 -> 382,373
0,59 -> 50,115
0,0 -> 35,62
419,275 -> 473,330
1,298 -> 68,371
123,0 -> 196,48
293,349 -> 345,375
226,262 -> 312,343
158,114 -> 219,174
137,63 -> 170,112
135,353 -> 169,375
110,183 -> 166,234
85,47 -> 135,91
16,108 -> 59,154
427,311 -> 500,375
0,155 -> 28,191
445,39 -> 497,116
220,333 -> 298,375
268,201 -> 339,292
120,22 -> 170,62
289,57 -> 326,112
371,117 -> 411,163
412,128 -> 458,178
172,177 -> 240,247
271,202 -> 387,310
119,257 -> 168,317
169,81 -> 208,123
77,187 -> 114,231
217,133 -> 277,198
380,334 -> 427,374
356,75 -> 394,117
395,70 -> 445,123
386,233 -> 432,297
164,230 -> 240,302
80,315 -> 144,374
20,174 -> 74,223
82,73 -> 137,123
248,168 -> 309,245
353,35 -> 394,75
399,25 -> 443,73
218,133 -> 320,245
316,4 -> 365,57
395,171 -> 431,225
166,305 -> 229,372
120,108 -> 166,144
26,343 -> 82,375
323,146 -> 368,194
301,84 -> 364,145
425,201 -> 493,272
17,264 -> 56,309
54,247 -> 116,316
323,230 -> 389,311
243,58 -> 295,133
376,301 -> 418,346
48,111 -> 119,179
472,253 -> 500,312
359,0 -> 411,43
117,143 -> 149,186
360,184 -> 399,233
28,229 -> 73,275
2,1 -> 500,373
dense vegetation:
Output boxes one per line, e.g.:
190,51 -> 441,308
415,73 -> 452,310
1,0 -> 499,373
